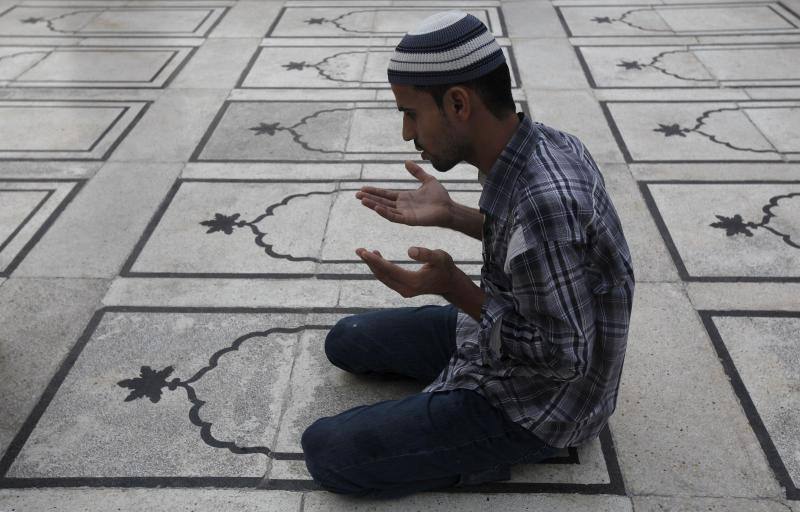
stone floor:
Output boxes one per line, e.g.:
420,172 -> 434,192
0,0 -> 798,510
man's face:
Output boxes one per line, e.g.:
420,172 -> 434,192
390,84 -> 467,172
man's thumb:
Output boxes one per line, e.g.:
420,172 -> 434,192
405,161 -> 431,183
408,246 -> 429,261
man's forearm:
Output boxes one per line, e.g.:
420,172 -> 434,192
447,201 -> 483,241
443,266 -> 485,321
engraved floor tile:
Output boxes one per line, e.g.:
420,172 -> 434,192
702,312 -> 800,500
0,46 -> 195,88
0,4 -> 230,38
641,181 -> 800,281
266,312 -> 624,493
123,180 -> 482,278
0,180 -> 81,276
267,5 -> 504,38
602,101 -> 799,163
578,44 -> 800,88
2,309 -> 300,481
192,100 -> 527,163
557,2 -> 800,37
0,100 -> 150,161
238,45 -> 519,89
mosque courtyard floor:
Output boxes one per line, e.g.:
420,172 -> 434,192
0,0 -> 798,510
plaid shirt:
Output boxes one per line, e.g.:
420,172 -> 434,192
423,115 -> 635,448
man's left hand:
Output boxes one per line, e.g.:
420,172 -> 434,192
355,246 -> 455,298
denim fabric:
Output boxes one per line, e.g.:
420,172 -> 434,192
301,305 -> 559,498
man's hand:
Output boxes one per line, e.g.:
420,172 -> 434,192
356,161 -> 453,228
355,246 -> 455,298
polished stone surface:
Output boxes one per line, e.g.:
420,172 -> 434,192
123,180 -> 482,277
0,46 -> 195,88
0,100 -> 149,160
578,44 -> 800,88
642,182 -> 800,280
0,0 -> 798,508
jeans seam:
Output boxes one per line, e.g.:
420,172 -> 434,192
328,427 -> 526,474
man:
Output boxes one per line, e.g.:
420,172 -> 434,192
301,10 -> 635,498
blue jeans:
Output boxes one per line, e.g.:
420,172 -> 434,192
301,305 -> 559,498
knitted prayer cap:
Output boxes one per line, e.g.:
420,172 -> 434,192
387,11 -> 506,86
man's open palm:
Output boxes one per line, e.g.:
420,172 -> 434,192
356,161 -> 453,228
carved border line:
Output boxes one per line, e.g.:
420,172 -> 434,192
0,179 -> 84,277
0,5 -> 230,39
236,45 -> 521,91
189,100 -> 530,164
700,310 -> 800,500
0,306 -> 625,495
600,100 -> 799,164
0,46 -> 198,89
640,180 -> 800,283
121,178 -> 485,279
574,43 -> 800,89
265,6 -> 506,38
555,2 -> 800,38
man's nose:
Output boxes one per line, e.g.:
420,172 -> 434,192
402,116 -> 414,142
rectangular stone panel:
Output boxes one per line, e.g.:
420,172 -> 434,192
601,100 -> 799,163
577,43 -> 800,88
238,44 -> 520,89
267,5 -> 505,38
701,311 -> 800,500
0,4 -> 229,38
0,46 -> 196,88
0,307 -> 625,494
0,100 -> 150,161
122,179 -> 483,278
556,3 -> 800,37
0,308 -> 303,485
266,312 -> 624,494
0,180 -> 82,277
641,181 -> 800,282
191,100 -> 528,163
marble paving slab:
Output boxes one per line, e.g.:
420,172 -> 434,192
576,43 -> 800,88
0,308 -> 303,485
0,100 -> 150,161
266,311 -> 625,493
701,311 -> 800,500
0,4 -> 229,38
0,179 -> 81,276
0,307 -> 625,495
0,2 -> 228,37
640,181 -> 800,281
0,46 -> 196,88
266,5 -> 505,38
191,100 -> 528,163
601,100 -> 799,163
122,179 -> 483,278
237,44 -> 520,89
556,2 -> 800,37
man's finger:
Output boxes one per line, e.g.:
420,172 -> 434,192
408,246 -> 434,262
358,192 -> 396,210
405,160 -> 432,183
357,186 -> 398,201
374,205 -> 408,225
356,248 -> 413,295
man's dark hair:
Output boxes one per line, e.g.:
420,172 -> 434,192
413,62 -> 515,120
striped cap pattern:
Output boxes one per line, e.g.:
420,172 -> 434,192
387,11 -> 505,86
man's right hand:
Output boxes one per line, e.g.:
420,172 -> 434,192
356,161 -> 453,228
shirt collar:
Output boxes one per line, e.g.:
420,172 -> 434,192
478,113 -> 536,219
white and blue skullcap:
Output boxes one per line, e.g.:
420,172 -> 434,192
387,11 -> 505,86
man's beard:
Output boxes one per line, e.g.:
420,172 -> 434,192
418,128 -> 466,172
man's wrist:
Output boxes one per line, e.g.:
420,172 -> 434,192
442,267 -> 485,321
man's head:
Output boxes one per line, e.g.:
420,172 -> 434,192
388,11 -> 516,172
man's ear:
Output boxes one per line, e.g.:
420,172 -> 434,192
444,86 -> 471,121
